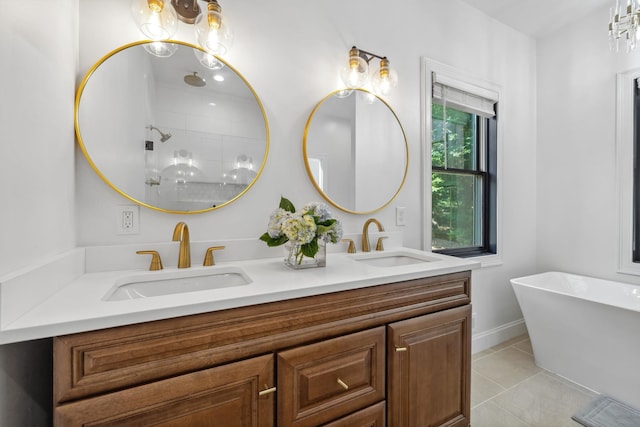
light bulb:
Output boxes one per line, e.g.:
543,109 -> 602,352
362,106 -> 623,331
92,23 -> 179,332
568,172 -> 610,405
195,2 -> 233,56
371,58 -> 398,96
340,47 -> 368,89
131,0 -> 178,41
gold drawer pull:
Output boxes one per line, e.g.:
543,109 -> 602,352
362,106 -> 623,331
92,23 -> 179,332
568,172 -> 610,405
259,386 -> 276,396
337,378 -> 349,390
395,346 -> 408,352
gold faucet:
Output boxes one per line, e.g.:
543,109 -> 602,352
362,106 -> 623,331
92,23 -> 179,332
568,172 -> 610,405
362,218 -> 384,252
172,222 -> 191,268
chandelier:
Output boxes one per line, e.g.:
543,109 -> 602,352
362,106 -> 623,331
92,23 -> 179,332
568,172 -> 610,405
609,0 -> 640,52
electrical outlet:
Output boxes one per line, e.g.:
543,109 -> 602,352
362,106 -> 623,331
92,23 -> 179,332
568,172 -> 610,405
395,207 -> 407,226
472,312 -> 477,331
116,205 -> 139,235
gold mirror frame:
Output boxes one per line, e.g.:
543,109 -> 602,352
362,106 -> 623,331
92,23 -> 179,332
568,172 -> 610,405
303,89 -> 408,214
75,40 -> 269,214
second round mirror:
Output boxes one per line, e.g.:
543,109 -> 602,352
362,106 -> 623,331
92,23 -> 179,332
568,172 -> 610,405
303,89 -> 408,214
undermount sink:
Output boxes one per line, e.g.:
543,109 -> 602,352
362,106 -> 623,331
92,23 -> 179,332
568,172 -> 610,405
353,251 -> 441,267
104,267 -> 252,301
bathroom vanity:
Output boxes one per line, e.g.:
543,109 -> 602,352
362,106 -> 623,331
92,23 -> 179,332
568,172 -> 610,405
0,245 -> 476,426
53,274 -> 471,425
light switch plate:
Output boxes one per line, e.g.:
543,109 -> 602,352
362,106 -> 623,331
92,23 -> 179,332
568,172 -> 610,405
395,207 -> 407,226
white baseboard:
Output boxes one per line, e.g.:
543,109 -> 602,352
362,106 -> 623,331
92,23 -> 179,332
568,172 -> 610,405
472,318 -> 527,354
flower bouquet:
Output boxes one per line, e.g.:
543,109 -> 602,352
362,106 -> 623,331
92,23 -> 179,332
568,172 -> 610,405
260,196 -> 343,268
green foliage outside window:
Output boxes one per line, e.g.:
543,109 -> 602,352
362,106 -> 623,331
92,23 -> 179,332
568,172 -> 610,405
431,104 -> 480,250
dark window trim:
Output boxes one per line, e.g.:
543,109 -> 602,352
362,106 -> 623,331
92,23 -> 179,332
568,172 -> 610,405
633,79 -> 640,262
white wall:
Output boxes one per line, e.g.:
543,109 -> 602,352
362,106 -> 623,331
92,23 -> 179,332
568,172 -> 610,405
537,5 -> 640,285
75,0 -> 538,342
1,0 -> 541,424
0,0 -> 77,425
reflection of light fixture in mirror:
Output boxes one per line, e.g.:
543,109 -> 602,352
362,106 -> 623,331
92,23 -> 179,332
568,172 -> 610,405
224,154 -> 256,185
142,41 -> 179,57
163,149 -> 206,184
184,72 -> 206,87
147,125 -> 172,142
131,0 -> 232,56
193,49 -> 224,70
339,46 -> 398,96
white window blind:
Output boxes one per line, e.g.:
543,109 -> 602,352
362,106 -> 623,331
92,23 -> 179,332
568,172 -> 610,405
432,72 -> 497,118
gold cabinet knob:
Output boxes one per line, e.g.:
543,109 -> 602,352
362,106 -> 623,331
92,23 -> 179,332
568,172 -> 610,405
136,250 -> 163,271
203,246 -> 225,266
395,346 -> 408,352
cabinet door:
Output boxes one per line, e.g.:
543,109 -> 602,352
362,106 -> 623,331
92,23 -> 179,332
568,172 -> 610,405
55,354 -> 275,427
387,305 -> 471,427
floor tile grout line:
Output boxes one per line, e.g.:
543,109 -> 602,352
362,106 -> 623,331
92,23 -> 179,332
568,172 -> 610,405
471,370 -> 547,410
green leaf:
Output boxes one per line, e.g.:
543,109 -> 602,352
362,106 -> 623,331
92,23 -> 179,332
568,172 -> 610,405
259,232 -> 288,247
301,239 -> 318,258
279,196 -> 295,213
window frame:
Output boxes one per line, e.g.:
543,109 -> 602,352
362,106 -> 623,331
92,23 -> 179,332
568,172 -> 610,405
616,68 -> 640,275
422,58 -> 502,264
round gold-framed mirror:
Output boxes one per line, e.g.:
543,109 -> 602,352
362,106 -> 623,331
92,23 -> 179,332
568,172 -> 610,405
75,40 -> 269,213
303,89 -> 408,214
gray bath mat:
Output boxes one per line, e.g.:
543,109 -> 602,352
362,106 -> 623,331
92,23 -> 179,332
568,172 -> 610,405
572,395 -> 640,427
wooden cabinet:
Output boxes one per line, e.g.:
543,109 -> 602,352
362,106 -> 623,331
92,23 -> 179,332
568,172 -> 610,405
54,354 -> 275,426
277,327 -> 385,426
388,305 -> 471,427
54,271 -> 471,426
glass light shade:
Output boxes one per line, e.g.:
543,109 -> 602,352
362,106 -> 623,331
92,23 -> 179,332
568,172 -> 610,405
371,59 -> 398,96
143,41 -> 178,57
194,9 -> 233,56
340,54 -> 368,89
131,0 -> 178,41
193,49 -> 224,70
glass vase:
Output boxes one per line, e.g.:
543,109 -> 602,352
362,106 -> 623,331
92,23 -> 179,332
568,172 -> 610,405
284,240 -> 326,269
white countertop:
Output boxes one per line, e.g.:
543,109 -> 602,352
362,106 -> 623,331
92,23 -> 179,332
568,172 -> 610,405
0,244 -> 478,344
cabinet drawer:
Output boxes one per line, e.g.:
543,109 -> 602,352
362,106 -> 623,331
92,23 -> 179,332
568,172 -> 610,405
55,354 -> 275,427
322,401 -> 385,427
277,327 -> 385,427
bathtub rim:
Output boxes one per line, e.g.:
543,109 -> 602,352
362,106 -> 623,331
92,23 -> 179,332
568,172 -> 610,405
510,271 -> 640,314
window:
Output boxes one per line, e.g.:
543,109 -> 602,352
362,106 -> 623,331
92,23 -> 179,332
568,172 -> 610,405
616,68 -> 640,275
430,73 -> 497,257
633,79 -> 640,262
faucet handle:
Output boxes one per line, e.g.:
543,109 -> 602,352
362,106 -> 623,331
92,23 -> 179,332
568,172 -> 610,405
136,250 -> 163,271
375,236 -> 388,252
342,239 -> 356,254
203,246 -> 226,266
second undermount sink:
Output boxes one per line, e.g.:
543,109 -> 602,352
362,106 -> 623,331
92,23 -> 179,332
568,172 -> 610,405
353,250 -> 442,267
104,267 -> 252,301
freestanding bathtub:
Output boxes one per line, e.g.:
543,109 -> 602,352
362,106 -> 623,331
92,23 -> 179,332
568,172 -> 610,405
511,271 -> 640,410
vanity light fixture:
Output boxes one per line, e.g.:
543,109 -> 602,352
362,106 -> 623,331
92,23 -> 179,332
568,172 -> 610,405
340,46 -> 398,96
609,0 -> 640,52
131,0 -> 233,56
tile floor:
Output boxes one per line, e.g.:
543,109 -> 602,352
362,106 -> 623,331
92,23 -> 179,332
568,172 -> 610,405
471,334 -> 597,427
